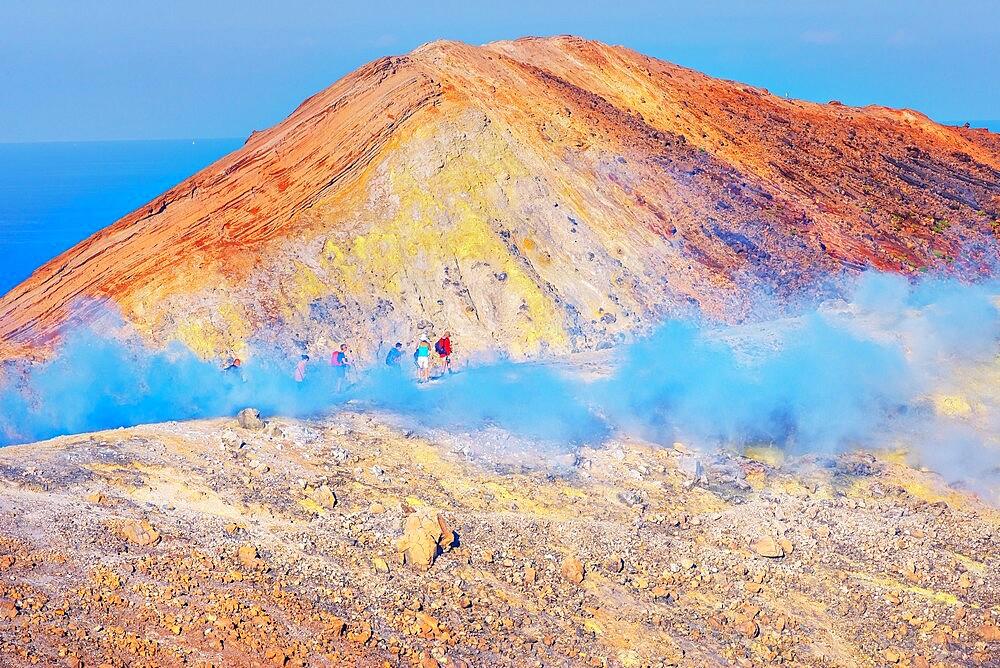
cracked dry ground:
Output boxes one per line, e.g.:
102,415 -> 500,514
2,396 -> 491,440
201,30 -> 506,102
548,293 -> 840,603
0,412 -> 996,668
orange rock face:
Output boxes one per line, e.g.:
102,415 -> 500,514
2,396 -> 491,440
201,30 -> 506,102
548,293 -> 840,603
1,36 -> 998,362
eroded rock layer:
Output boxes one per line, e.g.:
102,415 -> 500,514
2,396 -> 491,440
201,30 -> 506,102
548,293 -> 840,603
1,36 -> 998,362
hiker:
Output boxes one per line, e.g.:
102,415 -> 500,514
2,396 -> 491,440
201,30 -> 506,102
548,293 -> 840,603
435,331 -> 453,375
385,342 -> 404,368
223,357 -> 244,380
222,356 -> 247,387
414,335 -> 431,383
330,343 -> 350,392
295,354 -> 309,384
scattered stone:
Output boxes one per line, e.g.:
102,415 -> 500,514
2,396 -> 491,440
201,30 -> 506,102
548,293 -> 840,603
238,545 -> 267,571
0,555 -> 14,570
977,624 -> 1000,642
678,455 -> 708,487
552,452 -> 579,469
121,519 -> 161,547
236,408 -> 266,431
264,647 -> 287,665
560,556 -> 585,584
369,503 -> 385,514
326,617 -> 346,636
0,599 -> 17,620
604,555 -> 624,573
750,536 -> 784,558
883,647 -> 903,663
736,620 -> 759,638
86,492 -> 108,505
312,484 -> 337,509
347,620 -> 373,643
616,490 -> 645,507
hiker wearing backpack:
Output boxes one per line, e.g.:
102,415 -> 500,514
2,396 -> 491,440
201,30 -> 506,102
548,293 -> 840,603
414,335 -> 431,383
435,331 -> 453,375
331,343 -> 350,392
385,342 -> 404,369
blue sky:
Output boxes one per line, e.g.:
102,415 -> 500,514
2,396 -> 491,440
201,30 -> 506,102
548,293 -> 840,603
1,0 -> 997,142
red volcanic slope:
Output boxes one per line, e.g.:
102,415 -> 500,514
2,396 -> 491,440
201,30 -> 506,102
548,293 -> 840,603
1,36 -> 998,362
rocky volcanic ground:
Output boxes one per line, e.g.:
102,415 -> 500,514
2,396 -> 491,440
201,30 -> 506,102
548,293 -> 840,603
0,405 -> 996,668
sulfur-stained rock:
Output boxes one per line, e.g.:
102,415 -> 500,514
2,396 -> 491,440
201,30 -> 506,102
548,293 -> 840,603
397,509 -> 455,569
121,519 -> 161,547
750,537 -> 784,558
561,556 -> 585,584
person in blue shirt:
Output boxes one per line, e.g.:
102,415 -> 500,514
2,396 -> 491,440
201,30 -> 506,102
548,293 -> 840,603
385,342 -> 404,369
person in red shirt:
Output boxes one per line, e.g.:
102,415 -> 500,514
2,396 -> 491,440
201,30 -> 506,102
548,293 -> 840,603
435,331 -> 453,375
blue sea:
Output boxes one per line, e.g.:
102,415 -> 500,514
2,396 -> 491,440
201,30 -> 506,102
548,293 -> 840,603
0,138 -> 243,296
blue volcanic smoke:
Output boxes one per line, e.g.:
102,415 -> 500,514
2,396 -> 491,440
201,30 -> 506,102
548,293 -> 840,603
1,273 -> 998,498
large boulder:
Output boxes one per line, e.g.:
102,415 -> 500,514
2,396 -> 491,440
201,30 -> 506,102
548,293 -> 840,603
236,407 -> 265,430
397,509 -> 455,569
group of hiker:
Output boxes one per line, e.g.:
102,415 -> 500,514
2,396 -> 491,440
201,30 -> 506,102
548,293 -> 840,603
283,331 -> 454,391
385,331 -> 453,383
